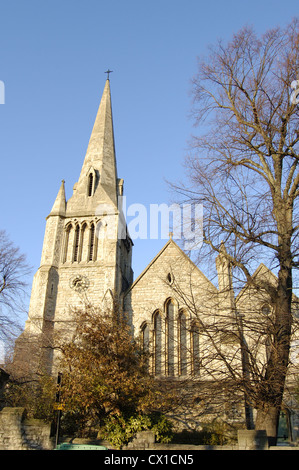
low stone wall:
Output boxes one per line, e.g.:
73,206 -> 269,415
0,410 -> 298,450
237,430 -> 268,450
123,430 -> 238,450
0,407 -> 54,450
124,430 -> 296,451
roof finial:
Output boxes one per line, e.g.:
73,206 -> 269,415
105,69 -> 113,80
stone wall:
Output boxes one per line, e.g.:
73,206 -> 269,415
0,417 -> 297,450
0,407 -> 54,450
124,430 -> 296,451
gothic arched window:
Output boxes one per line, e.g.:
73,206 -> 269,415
89,223 -> 95,261
153,311 -> 162,376
79,223 -> 87,262
166,299 -> 175,376
191,321 -> 200,376
141,322 -> 149,353
88,173 -> 94,197
73,225 -> 80,262
179,310 -> 188,376
63,223 -> 72,263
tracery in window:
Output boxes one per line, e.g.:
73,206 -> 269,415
145,300 -> 202,378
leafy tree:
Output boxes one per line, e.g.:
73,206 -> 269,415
58,303 -> 176,445
4,374 -> 57,421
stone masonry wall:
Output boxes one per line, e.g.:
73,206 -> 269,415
0,407 -> 54,450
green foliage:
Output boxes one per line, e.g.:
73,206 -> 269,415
59,306 -> 177,438
199,422 -> 232,446
150,413 -> 173,444
101,412 -> 173,449
4,375 -> 56,422
172,421 -> 235,446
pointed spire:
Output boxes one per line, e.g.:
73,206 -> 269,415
48,180 -> 66,217
77,79 -> 118,206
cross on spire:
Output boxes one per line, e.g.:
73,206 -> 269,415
105,69 -> 113,80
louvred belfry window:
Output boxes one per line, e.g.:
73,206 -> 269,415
63,224 -> 72,263
89,223 -> 95,261
88,173 -> 93,197
73,225 -> 80,261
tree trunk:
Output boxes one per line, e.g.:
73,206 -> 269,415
255,206 -> 293,446
255,407 -> 280,446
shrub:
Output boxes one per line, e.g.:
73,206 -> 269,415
101,412 -> 173,449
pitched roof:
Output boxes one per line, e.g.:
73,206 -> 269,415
125,238 -> 217,296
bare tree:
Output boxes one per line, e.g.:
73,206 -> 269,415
172,19 -> 299,444
165,266 -> 299,438
0,230 -> 31,347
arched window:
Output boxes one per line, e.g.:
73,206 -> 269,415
88,173 -> 94,197
62,224 -> 72,263
79,223 -> 87,262
141,322 -> 150,353
179,310 -> 188,376
89,223 -> 95,261
166,300 -> 175,376
95,220 -> 106,260
153,311 -> 162,376
191,321 -> 200,376
73,225 -> 80,262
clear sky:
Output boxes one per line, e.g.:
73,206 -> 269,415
0,0 -> 298,326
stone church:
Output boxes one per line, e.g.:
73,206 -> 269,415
12,78 -> 299,438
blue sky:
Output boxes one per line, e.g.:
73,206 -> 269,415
0,0 -> 298,326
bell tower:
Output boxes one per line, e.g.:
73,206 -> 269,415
13,78 -> 133,378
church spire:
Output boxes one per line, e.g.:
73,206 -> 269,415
76,78 -> 118,207
48,180 -> 66,217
